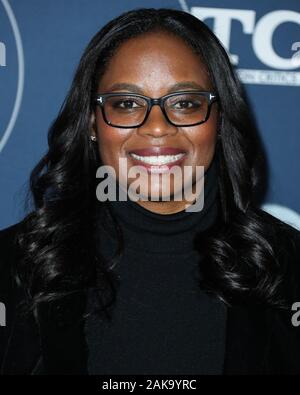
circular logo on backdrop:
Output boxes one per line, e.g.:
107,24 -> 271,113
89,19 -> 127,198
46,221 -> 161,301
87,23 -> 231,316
0,0 -> 24,153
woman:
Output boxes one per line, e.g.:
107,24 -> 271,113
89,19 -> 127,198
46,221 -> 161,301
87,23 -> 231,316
1,8 -> 300,375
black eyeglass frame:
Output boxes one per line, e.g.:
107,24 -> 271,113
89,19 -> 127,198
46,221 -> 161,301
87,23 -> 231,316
93,90 -> 218,128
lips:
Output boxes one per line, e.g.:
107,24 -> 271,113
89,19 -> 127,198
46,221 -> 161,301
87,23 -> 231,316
127,146 -> 187,173
129,147 -> 186,156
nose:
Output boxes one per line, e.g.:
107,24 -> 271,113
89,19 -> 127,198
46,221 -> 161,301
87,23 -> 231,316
137,103 -> 177,138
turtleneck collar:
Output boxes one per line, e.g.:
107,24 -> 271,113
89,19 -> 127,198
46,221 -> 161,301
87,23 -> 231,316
96,155 -> 220,255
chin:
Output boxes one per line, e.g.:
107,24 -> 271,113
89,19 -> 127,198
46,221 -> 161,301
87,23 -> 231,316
128,179 -> 183,203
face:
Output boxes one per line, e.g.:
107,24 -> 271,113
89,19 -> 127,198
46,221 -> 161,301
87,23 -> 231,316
92,31 -> 219,214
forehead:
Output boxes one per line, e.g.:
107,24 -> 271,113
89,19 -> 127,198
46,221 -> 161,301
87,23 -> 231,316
98,31 -> 212,94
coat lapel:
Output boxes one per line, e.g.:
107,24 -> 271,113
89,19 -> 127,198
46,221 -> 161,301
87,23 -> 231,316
38,299 -> 271,375
36,290 -> 88,375
0,285 -> 41,374
223,305 -> 269,374
3,289 -> 298,375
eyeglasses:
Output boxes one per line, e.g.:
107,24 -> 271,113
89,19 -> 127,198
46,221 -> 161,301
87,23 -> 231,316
94,91 -> 218,128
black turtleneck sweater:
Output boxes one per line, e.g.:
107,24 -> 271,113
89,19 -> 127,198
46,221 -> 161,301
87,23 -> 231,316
85,158 -> 227,375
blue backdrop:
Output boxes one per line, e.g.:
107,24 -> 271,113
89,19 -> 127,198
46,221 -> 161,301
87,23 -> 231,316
1,0 -> 300,229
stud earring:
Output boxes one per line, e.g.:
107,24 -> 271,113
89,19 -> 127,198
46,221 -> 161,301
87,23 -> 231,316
90,135 -> 97,142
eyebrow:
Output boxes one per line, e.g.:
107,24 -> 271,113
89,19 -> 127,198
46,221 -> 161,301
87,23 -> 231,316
102,81 -> 208,94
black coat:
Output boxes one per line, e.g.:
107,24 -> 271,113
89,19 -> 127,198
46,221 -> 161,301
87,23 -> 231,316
1,219 -> 300,375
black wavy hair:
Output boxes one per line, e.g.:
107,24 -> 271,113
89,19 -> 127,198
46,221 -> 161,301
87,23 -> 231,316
16,7 -> 299,316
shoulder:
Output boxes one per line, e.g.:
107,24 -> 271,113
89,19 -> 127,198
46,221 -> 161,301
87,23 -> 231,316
0,218 -> 43,374
257,207 -> 300,253
0,220 -> 25,276
0,218 -> 28,298
258,211 -> 300,372
257,208 -> 300,301
0,220 -> 24,248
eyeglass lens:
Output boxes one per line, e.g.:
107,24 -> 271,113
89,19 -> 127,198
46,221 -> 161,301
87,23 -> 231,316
102,93 -> 209,127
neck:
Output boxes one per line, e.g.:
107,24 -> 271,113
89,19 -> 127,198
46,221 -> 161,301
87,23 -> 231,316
118,155 -> 218,215
95,155 -> 220,254
131,175 -> 205,215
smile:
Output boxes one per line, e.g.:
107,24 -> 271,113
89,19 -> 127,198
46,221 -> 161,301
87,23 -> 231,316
129,153 -> 186,165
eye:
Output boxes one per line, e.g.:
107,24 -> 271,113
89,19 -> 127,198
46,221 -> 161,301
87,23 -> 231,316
173,100 -> 196,109
113,99 -> 138,109
167,94 -> 204,111
109,96 -> 146,111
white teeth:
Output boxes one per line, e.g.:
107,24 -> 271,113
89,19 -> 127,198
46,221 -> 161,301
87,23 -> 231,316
130,153 -> 185,165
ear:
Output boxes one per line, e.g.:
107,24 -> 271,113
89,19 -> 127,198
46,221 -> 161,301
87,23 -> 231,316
90,112 -> 97,138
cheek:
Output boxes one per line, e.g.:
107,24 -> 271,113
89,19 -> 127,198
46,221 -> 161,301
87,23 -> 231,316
186,120 -> 218,167
96,116 -> 127,166
98,130 -> 120,165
